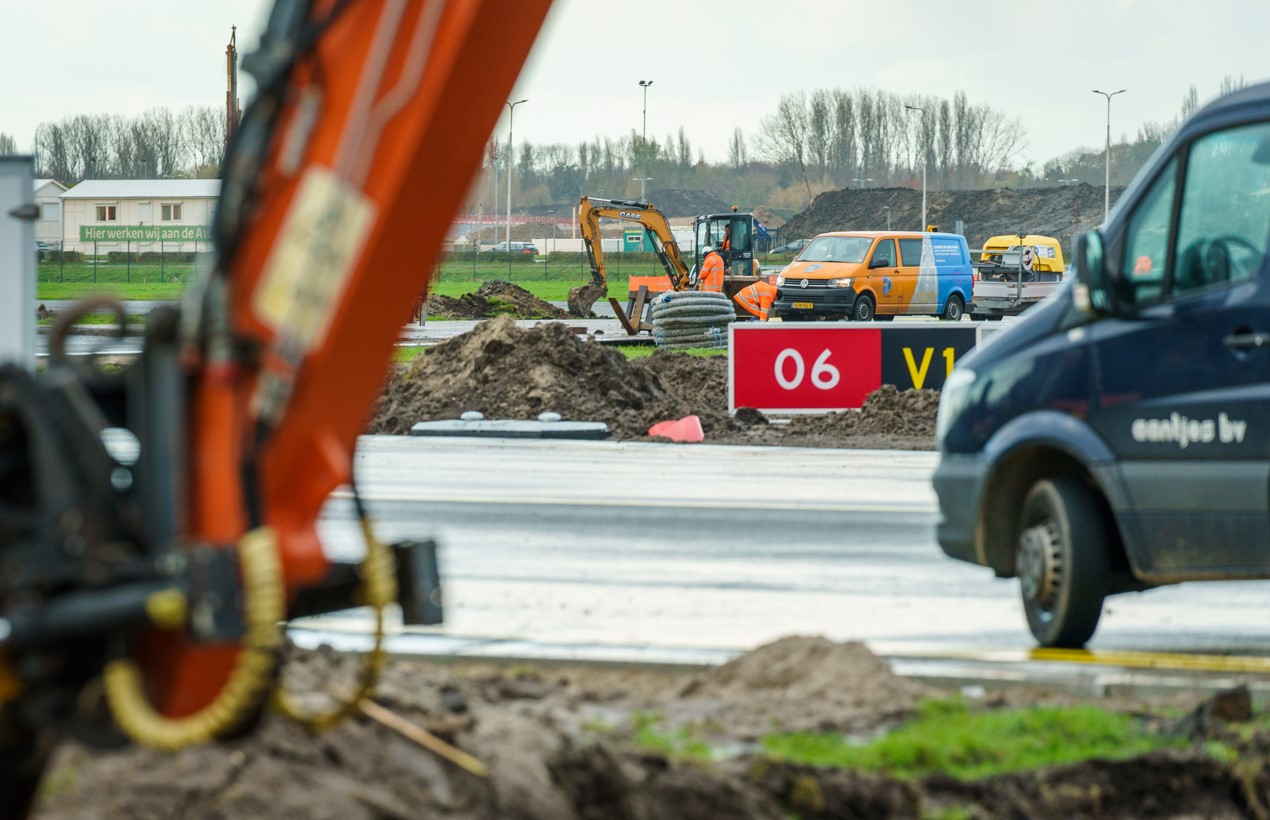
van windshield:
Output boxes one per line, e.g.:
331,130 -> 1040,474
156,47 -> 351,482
796,235 -> 873,264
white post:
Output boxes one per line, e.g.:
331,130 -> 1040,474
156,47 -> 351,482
505,98 -> 528,248
905,104 -> 928,230
1093,89 -> 1126,223
0,157 -> 36,367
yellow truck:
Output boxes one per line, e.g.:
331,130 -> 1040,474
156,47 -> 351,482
970,233 -> 1068,319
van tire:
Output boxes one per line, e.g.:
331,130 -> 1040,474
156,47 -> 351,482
851,295 -> 875,322
1016,477 -> 1110,648
941,294 -> 965,321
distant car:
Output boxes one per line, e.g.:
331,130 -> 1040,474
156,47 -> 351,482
487,241 -> 539,254
771,238 -> 811,255
35,241 -> 50,251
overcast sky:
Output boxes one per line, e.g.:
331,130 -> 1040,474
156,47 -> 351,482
4,0 -> 1267,170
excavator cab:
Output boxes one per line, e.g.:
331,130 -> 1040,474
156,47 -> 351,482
694,213 -> 754,279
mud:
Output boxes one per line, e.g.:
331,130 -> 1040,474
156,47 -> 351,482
34,638 -> 1270,819
425,281 -> 570,321
781,183 -> 1125,251
370,317 -> 938,449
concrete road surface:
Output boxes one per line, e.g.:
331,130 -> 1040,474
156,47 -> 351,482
307,436 -> 1270,661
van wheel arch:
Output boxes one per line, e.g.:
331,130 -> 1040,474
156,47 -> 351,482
979,446 -> 1134,592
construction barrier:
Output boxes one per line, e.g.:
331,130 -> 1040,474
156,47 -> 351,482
728,323 -> 981,414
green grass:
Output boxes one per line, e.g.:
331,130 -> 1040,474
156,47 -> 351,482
759,698 -> 1189,781
619,346 -> 728,359
37,281 -> 188,301
37,312 -> 147,326
632,713 -> 714,763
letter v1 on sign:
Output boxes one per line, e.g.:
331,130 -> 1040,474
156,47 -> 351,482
880,326 -> 980,392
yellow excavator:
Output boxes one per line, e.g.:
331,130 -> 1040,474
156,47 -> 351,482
566,196 -> 762,333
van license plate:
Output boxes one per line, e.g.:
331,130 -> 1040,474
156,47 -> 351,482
792,301 -> 814,309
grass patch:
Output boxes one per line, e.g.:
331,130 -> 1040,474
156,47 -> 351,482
620,346 -> 729,359
37,281 -> 187,301
393,346 -> 428,364
632,713 -> 714,763
760,698 -> 1188,781
37,312 -> 147,326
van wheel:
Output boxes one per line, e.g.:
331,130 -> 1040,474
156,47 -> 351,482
852,295 -> 875,322
941,294 -> 964,321
1016,477 -> 1110,648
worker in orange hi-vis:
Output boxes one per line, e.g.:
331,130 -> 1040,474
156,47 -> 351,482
697,245 -> 726,292
734,278 -> 777,320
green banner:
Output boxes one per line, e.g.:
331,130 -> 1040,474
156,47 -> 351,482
80,224 -> 212,242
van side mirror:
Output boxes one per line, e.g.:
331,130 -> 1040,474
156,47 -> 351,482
1073,231 -> 1113,315
869,255 -> 889,269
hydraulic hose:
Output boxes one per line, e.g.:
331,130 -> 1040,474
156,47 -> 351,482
101,528 -> 285,750
271,516 -> 396,732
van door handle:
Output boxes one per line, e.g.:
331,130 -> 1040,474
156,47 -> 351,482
1223,332 -> 1270,351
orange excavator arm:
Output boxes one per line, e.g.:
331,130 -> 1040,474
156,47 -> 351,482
566,196 -> 695,319
0,1 -> 551,812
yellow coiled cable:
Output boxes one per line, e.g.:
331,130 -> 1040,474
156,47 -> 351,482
102,527 -> 285,750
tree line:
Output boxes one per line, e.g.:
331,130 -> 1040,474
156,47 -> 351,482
9,106 -> 227,184
1,78 -> 1244,212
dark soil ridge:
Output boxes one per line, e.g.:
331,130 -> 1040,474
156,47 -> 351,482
370,317 -> 938,449
425,280 -> 569,321
35,638 -> 1269,820
781,183 -> 1127,251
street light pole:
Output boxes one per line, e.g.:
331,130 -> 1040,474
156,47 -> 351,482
883,205 -> 891,230
1092,89 -> 1126,223
639,80 -> 653,201
506,98 -> 528,248
905,104 -> 927,231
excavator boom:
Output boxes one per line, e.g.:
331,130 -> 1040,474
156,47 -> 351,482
566,196 -> 694,324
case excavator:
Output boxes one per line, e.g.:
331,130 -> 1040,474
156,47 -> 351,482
566,196 -> 763,332
0,1 -> 552,815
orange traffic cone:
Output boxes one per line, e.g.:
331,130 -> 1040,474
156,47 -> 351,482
648,415 -> 704,443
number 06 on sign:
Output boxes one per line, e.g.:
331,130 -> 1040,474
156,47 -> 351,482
728,323 -> 981,414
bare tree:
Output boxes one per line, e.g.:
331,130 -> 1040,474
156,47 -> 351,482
727,127 -> 748,169
807,90 -> 831,175
829,90 -> 856,184
0,133 -> 17,154
756,92 -> 815,207
182,106 -> 225,175
34,122 -> 73,182
675,126 -> 691,168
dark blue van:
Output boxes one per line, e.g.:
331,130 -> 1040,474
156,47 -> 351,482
933,82 -> 1270,647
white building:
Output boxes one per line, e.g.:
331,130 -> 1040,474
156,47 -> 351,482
60,179 -> 219,254
33,179 -> 67,246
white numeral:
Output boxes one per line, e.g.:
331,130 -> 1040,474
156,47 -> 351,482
774,348 -> 838,391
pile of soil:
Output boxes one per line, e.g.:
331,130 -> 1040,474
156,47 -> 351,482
370,318 -> 939,449
781,183 -> 1126,251
33,638 -> 1268,819
425,281 -> 569,321
642,188 -> 730,217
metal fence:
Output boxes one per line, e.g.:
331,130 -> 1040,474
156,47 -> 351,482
36,241 -> 210,284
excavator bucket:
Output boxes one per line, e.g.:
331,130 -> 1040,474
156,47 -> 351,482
566,281 -> 608,318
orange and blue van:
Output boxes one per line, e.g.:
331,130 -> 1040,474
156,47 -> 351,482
771,231 -> 973,322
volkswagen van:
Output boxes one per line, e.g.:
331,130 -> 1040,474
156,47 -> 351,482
771,231 -> 972,321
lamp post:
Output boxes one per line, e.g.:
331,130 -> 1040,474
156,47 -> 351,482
505,98 -> 528,249
639,80 -> 653,201
883,205 -> 891,230
1092,89 -> 1126,223
905,104 -> 927,231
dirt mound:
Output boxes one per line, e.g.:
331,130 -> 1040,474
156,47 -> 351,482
675,636 -> 931,736
644,188 -> 731,217
371,317 -> 681,438
370,321 -> 939,448
781,183 -> 1125,251
34,644 -> 1268,820
425,281 -> 569,320
785,385 -> 939,450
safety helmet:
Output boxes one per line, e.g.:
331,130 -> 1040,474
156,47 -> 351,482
702,246 -> 714,255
